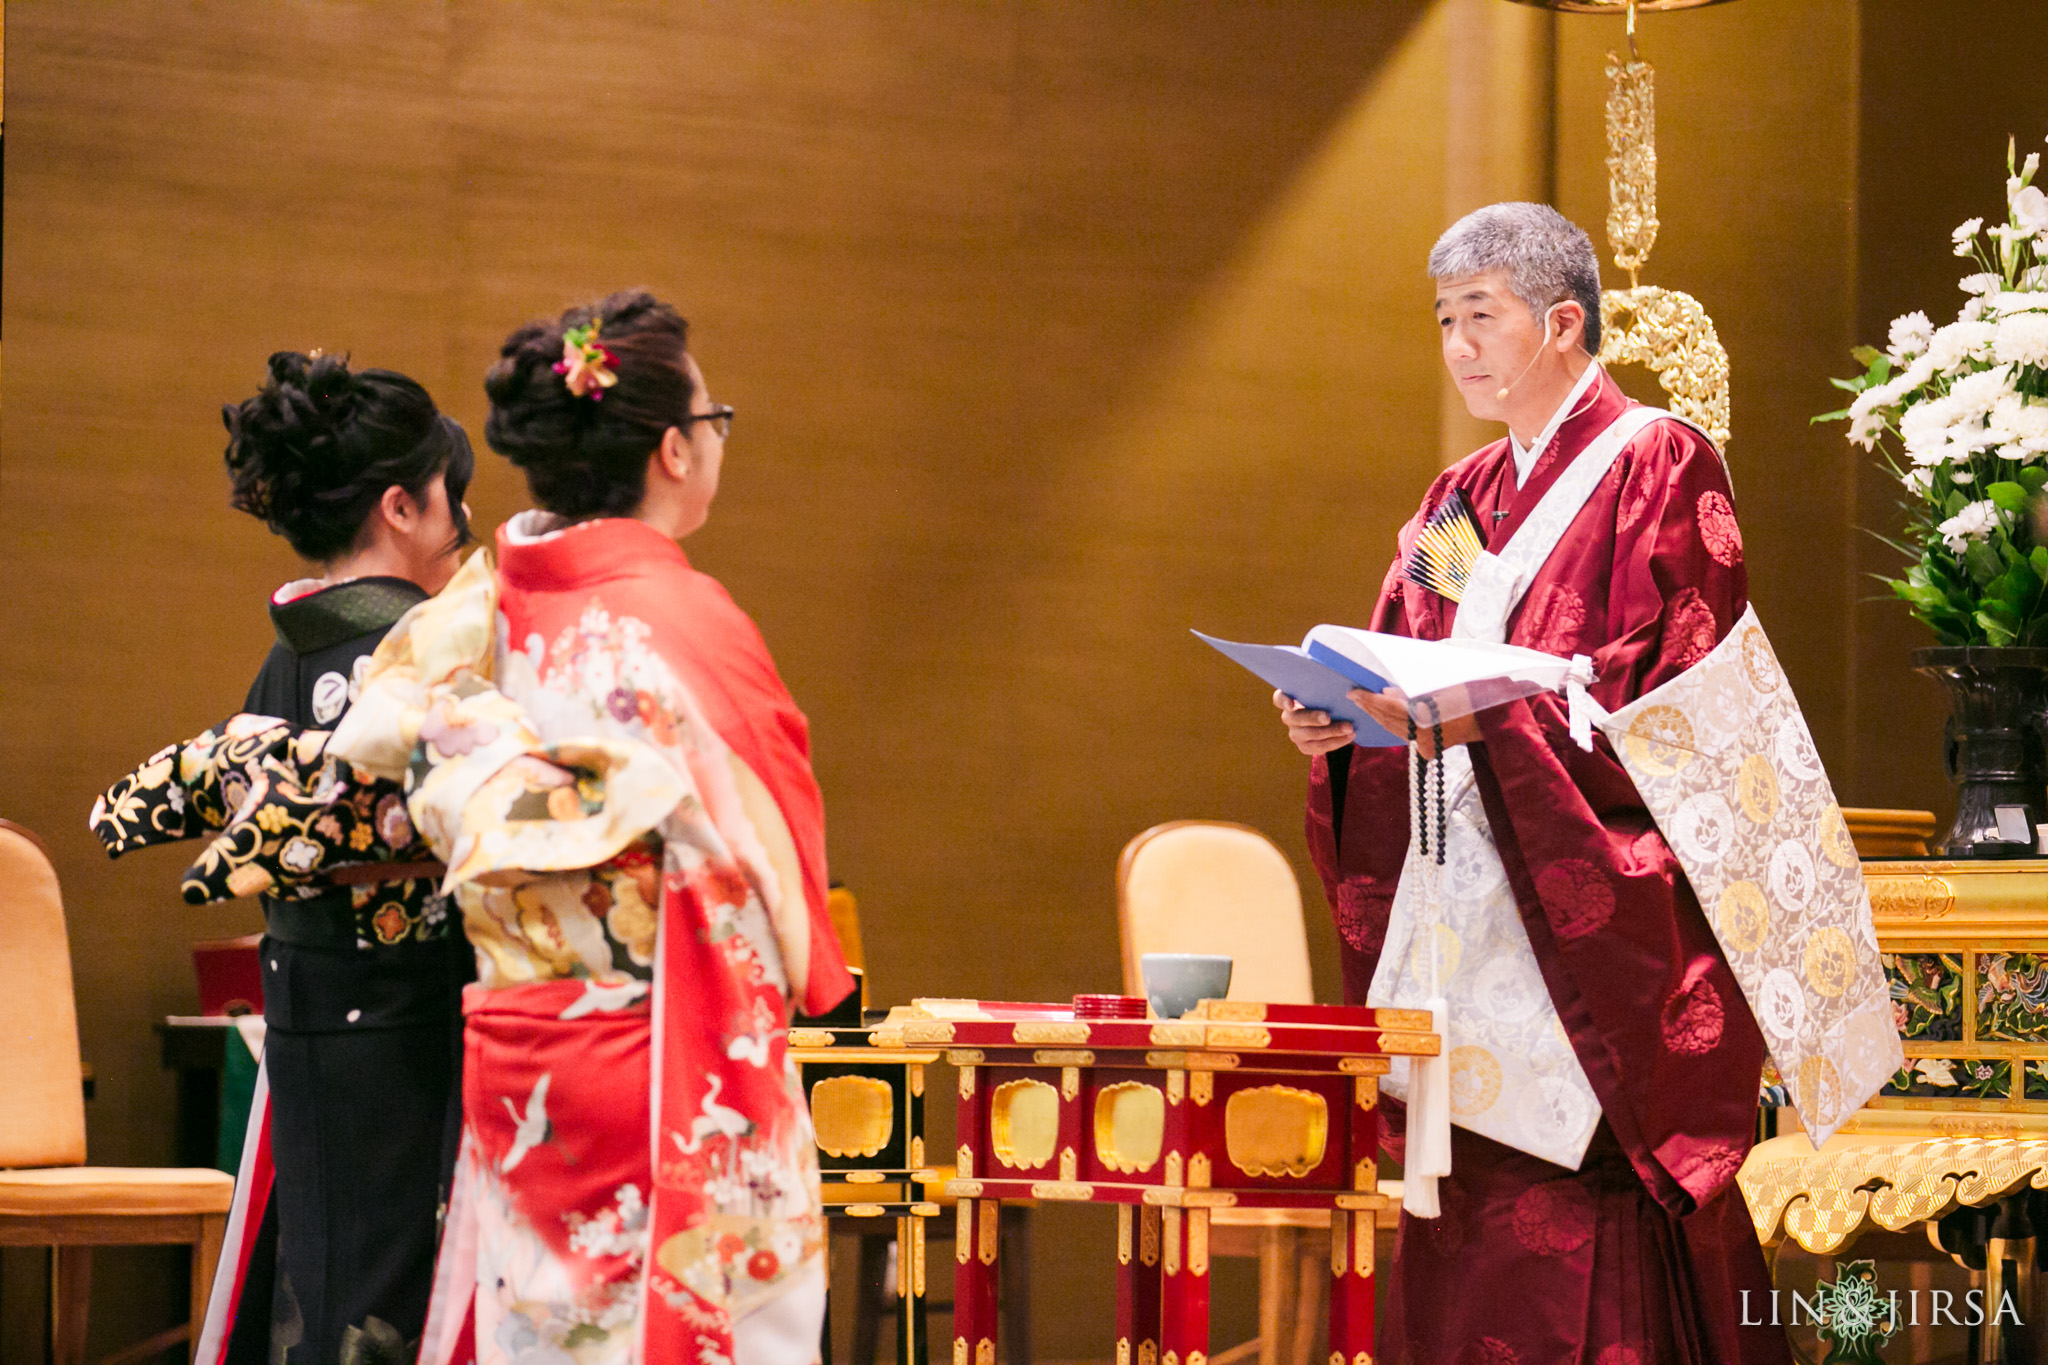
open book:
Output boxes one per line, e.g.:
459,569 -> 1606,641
1195,625 -> 1583,745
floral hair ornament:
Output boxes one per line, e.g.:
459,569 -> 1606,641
554,321 -> 619,400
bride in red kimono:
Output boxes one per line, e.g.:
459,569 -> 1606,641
1280,205 -> 1789,1365
326,291 -> 854,1365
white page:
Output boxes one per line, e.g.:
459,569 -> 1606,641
1304,625 -> 1577,724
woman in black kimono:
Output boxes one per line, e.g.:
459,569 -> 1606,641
217,351 -> 475,1365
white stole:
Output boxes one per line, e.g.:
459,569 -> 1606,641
1374,404 -> 1691,1215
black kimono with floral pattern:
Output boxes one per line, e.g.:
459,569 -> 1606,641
94,575 -> 470,1365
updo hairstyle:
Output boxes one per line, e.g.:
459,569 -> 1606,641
482,290 -> 695,520
223,351 -> 474,561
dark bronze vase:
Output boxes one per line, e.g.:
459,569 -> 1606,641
1913,646 -> 2048,858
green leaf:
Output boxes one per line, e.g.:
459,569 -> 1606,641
1967,540 -> 2005,585
1992,572 -> 2037,611
1946,491 -> 1969,517
1978,611 -> 2019,646
1852,345 -> 1885,369
1989,481 -> 2030,512
1813,408 -> 1851,424
1981,597 -> 2023,627
2021,468 -> 2048,494
2031,545 -> 2048,580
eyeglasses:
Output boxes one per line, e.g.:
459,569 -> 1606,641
680,405 -> 735,439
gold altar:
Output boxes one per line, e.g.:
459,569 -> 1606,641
1741,852 -> 2048,1362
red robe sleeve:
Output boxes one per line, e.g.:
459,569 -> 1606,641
666,572 -> 855,1018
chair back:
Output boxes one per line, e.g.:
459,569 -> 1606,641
1117,821 -> 1313,1006
826,883 -> 867,1009
827,884 -> 866,974
0,820 -> 88,1168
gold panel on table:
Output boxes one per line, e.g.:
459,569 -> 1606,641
1223,1085 -> 1329,1179
811,1074 -> 896,1159
1094,1081 -> 1166,1175
990,1078 -> 1061,1171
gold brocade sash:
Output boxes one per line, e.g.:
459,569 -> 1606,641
1593,608 -> 1903,1144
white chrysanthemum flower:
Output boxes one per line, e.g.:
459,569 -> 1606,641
2008,182 -> 2045,236
2026,151 -> 2043,181
1953,468 -> 1977,483
1950,364 -> 2015,417
1902,394 -> 1970,466
1995,312 -> 2048,369
1938,498 -> 2003,553
1888,310 -> 1935,361
1929,320 -> 1997,373
1906,433 -> 1961,468
1903,467 -> 1935,495
1893,352 -> 1937,396
1991,292 -> 2048,316
1848,406 -> 1886,451
1955,217 -> 1985,254
1902,394 -> 1962,436
1858,378 -> 1903,413
1987,397 -> 2048,459
1960,273 -> 2003,296
2011,399 -> 2048,442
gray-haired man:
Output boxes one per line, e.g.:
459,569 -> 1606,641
1278,203 -> 1786,1363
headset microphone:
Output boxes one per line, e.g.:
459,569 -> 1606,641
1495,303 -> 1562,403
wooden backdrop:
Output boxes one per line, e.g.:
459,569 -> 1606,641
2,0 -> 2044,1355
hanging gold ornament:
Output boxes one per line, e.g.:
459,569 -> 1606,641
1503,0 -> 1732,13
1508,0 -> 1734,450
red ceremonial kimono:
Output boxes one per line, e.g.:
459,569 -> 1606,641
416,517 -> 855,1364
1307,370 -> 1789,1365
493,516 -> 849,1018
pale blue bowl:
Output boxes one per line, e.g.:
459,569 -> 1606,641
1141,953 -> 1234,1019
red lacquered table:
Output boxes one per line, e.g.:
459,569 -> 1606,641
874,997 -> 1438,1365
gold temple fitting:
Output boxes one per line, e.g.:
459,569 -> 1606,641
1503,0 -> 1733,10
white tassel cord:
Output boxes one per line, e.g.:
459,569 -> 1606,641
1400,736 -> 1454,1219
1565,653 -> 1606,752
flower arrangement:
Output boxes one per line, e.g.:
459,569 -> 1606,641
1823,137 -> 2048,646
555,320 -> 619,399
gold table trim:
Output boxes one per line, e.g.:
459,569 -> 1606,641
1739,1131 -> 2048,1256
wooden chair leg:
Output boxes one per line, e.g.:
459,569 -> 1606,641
52,1245 -> 92,1365
1287,1231 -> 1322,1365
1255,1228 -> 1291,1365
193,1214 -> 227,1361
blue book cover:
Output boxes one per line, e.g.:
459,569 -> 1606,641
1192,631 -> 1404,747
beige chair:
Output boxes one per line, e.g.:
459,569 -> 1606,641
0,820 -> 234,1365
1118,821 -> 1399,1365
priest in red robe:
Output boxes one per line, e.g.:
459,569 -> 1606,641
1279,203 -> 1789,1364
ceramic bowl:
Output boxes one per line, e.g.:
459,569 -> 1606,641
1140,953 -> 1233,1019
